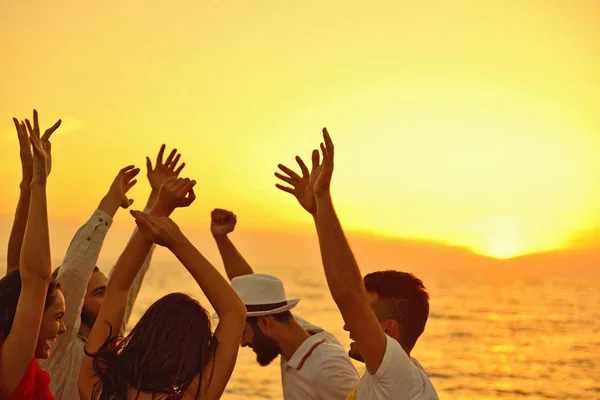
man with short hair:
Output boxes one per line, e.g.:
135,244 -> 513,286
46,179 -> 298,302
211,209 -> 359,400
275,129 -> 439,399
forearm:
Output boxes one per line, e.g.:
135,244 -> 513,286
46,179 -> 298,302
6,187 -> 31,274
53,208 -> 112,350
108,232 -> 154,293
145,190 -> 158,210
315,195 -> 365,300
123,210 -> 156,327
20,181 -> 51,280
172,238 -> 246,319
213,235 -> 254,280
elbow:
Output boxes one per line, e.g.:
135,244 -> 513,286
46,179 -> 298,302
219,301 -> 247,325
19,267 -> 53,284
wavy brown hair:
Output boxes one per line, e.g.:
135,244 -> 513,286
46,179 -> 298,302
85,292 -> 218,399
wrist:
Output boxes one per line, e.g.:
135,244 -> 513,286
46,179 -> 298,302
212,232 -> 230,241
314,192 -> 333,204
19,181 -> 31,192
149,204 -> 173,217
98,195 -> 120,217
30,177 -> 47,187
169,234 -> 190,253
146,190 -> 158,209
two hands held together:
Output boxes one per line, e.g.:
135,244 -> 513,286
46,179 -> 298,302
130,176 -> 197,248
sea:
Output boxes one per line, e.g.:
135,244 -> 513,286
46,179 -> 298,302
123,261 -> 600,400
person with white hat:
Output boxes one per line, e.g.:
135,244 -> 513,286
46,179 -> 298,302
210,209 -> 359,400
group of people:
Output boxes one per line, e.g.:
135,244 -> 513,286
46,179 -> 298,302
0,109 -> 439,400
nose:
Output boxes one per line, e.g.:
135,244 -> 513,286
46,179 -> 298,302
240,337 -> 248,347
343,323 -> 349,332
58,319 -> 67,335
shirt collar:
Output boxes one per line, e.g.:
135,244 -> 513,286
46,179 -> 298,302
286,331 -> 327,370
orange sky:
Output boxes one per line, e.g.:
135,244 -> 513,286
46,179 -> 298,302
1,0 -> 599,259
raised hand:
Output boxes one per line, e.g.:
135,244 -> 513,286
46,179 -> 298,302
275,149 -> 323,215
146,144 -> 185,193
23,109 -> 61,180
13,119 -> 33,187
153,177 -> 197,215
130,211 -> 184,249
99,166 -> 140,216
210,209 -> 237,237
313,127 -> 334,197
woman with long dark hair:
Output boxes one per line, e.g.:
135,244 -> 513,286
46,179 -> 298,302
0,110 -> 65,399
78,177 -> 247,399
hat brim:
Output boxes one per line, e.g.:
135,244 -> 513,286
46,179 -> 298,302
212,298 -> 300,319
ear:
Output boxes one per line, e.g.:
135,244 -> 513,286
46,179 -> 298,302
382,319 -> 400,340
257,315 -> 271,331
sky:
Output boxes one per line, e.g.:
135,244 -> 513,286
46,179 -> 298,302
1,0 -> 600,260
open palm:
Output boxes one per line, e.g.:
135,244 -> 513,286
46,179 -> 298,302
146,144 -> 185,193
275,149 -> 322,216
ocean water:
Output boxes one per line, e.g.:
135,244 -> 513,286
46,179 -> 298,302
124,262 -> 600,400
2,259 -> 598,399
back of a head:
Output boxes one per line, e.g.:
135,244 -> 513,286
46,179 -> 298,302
363,270 -> 429,351
90,292 -> 218,399
0,270 -> 61,340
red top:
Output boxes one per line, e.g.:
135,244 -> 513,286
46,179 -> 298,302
0,342 -> 55,400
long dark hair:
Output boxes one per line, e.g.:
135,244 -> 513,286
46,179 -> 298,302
0,269 -> 61,341
86,292 -> 218,399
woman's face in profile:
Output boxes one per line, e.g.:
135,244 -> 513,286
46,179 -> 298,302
35,289 -> 67,359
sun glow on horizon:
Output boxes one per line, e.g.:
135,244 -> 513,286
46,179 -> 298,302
1,1 -> 599,263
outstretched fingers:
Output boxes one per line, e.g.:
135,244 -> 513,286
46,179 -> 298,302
33,110 -> 39,136
274,172 -> 296,186
277,164 -> 301,180
295,156 -> 309,178
275,184 -> 295,195
169,153 -> 181,169
311,149 -> 320,170
174,162 -> 186,175
41,120 -> 61,141
164,148 -> 177,166
156,144 -> 166,166
124,167 -> 141,181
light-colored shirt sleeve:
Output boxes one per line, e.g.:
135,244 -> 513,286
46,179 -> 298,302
314,353 -> 360,400
350,335 -> 439,400
109,207 -> 156,334
39,209 -> 113,395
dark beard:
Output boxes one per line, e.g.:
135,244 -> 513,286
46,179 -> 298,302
80,306 -> 97,329
250,324 -> 280,366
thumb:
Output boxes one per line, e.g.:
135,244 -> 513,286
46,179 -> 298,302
146,157 -> 152,172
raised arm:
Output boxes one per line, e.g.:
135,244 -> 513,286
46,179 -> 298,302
282,128 -> 387,374
78,177 -> 196,399
120,145 -> 186,329
132,213 -> 246,399
1,110 -> 59,395
45,166 -> 139,371
6,118 -> 60,275
210,209 -> 254,279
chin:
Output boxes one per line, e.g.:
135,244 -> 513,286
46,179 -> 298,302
35,348 -> 50,360
348,343 -> 364,363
